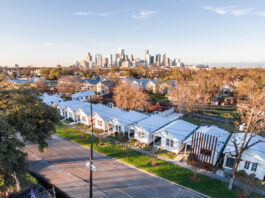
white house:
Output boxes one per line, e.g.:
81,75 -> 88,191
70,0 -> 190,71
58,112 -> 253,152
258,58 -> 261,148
108,110 -> 149,135
184,126 -> 230,166
54,100 -> 86,118
39,93 -> 63,106
223,133 -> 265,180
128,115 -> 176,144
72,90 -> 95,101
153,120 -> 198,154
92,105 -> 118,131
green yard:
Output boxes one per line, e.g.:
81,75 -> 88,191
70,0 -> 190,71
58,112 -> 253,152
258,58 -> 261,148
158,150 -> 177,160
183,116 -> 237,133
55,124 -> 263,198
199,106 -> 239,120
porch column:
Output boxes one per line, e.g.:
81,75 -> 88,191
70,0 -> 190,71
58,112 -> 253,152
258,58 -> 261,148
184,144 -> 187,156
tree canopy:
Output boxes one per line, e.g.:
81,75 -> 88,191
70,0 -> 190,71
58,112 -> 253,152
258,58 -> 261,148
113,81 -> 150,110
0,82 -> 60,192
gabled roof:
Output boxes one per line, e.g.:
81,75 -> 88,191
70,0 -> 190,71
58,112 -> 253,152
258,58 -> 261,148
223,133 -> 265,162
81,78 -> 100,85
110,109 -> 149,126
158,120 -> 198,142
185,126 -> 230,153
10,79 -> 33,84
136,115 -> 174,134
57,100 -> 86,111
126,78 -> 157,89
39,94 -> 63,105
101,80 -> 114,86
72,90 -> 95,98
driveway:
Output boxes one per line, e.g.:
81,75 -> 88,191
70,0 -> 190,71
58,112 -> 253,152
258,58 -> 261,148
25,135 -> 209,198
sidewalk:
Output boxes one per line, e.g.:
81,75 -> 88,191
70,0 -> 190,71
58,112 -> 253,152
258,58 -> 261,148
61,121 -> 265,196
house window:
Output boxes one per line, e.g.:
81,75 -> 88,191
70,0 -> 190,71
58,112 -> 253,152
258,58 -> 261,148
82,116 -> 86,122
200,149 -> 211,156
166,139 -> 170,146
116,125 -> 118,132
170,140 -> 174,147
119,126 -> 121,132
251,163 -> 258,172
244,161 -> 250,170
98,120 -> 102,126
139,132 -> 145,138
226,157 -> 235,168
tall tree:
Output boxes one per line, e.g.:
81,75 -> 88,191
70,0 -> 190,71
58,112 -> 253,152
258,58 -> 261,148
168,81 -> 209,115
57,76 -> 81,96
34,79 -> 49,92
113,81 -> 150,110
228,90 -> 265,190
0,83 -> 60,192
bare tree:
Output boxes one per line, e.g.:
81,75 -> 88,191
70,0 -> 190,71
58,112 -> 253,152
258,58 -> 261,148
35,79 -> 48,92
113,81 -> 150,110
168,81 -> 209,115
57,76 -> 81,96
228,90 -> 265,190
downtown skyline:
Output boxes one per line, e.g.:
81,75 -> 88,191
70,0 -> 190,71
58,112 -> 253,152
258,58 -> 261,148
1,0 -> 265,67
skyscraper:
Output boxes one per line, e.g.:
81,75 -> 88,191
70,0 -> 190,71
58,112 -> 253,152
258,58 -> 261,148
162,54 -> 167,66
108,54 -> 113,67
95,53 -> 102,67
86,52 -> 92,63
156,54 -> 161,66
119,48 -> 125,56
145,50 -> 150,65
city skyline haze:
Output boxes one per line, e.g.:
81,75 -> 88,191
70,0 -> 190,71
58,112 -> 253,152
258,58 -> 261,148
1,0 -> 265,67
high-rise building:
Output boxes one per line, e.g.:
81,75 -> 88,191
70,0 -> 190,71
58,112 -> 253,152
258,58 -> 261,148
155,54 -> 161,66
79,60 -> 88,68
107,54 -> 113,67
86,52 -> 92,62
162,54 -> 167,66
95,53 -> 102,67
130,55 -> 134,62
119,48 -> 125,56
119,48 -> 125,60
150,56 -> 154,65
145,50 -> 150,65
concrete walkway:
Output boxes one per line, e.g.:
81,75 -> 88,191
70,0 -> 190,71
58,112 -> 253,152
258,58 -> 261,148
25,135 -> 209,198
63,121 -> 265,196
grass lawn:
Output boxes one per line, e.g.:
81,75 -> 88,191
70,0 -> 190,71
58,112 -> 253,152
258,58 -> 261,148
200,106 -> 239,120
76,124 -> 90,130
55,124 -> 263,198
1,173 -> 36,194
150,93 -> 169,102
183,116 -> 237,133
63,119 -> 73,124
158,150 -> 177,160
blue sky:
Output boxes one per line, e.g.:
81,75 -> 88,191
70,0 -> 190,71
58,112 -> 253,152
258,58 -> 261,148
1,0 -> 265,67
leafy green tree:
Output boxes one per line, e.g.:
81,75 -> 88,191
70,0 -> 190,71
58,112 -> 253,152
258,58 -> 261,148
0,83 -> 60,192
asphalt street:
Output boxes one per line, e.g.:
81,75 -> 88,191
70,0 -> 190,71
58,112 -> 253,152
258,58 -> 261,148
25,135 -> 208,198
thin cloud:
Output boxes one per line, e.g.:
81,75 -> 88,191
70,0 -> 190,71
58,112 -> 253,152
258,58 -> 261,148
258,12 -> 265,16
202,6 -> 252,16
44,42 -> 56,47
132,10 -> 157,19
74,12 -> 89,16
74,12 -> 110,17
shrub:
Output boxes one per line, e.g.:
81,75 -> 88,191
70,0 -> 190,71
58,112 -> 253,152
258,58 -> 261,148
237,170 -> 247,177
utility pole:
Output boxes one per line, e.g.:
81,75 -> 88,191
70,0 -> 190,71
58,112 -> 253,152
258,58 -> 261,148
89,102 -> 94,198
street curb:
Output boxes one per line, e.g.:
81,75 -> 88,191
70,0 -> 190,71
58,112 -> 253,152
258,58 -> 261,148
54,134 -> 211,198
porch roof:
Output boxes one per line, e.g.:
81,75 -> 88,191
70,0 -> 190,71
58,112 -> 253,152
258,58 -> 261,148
158,120 -> 198,142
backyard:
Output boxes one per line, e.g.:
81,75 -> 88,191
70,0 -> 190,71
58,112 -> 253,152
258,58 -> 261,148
55,124 -> 264,198
183,116 -> 237,133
